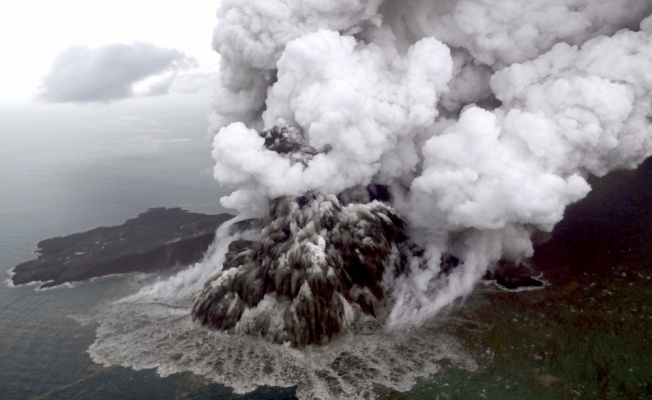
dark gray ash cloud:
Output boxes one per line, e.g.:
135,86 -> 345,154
36,42 -> 197,103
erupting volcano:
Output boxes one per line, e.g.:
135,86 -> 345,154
84,2 -> 652,398
188,0 -> 652,346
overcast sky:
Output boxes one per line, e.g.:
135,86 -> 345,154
0,0 -> 220,103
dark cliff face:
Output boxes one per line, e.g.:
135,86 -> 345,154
11,208 -> 233,289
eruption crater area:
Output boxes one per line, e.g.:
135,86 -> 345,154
191,190 -> 407,346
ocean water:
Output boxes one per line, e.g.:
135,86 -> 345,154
0,97 -> 295,399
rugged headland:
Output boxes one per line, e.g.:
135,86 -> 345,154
11,208 -> 233,289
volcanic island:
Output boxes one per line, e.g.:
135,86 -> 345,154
10,207 -> 233,289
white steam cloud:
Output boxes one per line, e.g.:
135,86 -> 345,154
208,0 -> 652,326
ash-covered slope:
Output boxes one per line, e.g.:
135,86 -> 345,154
11,208 -> 233,289
192,191 -> 406,346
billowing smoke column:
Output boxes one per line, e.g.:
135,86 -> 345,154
193,0 -> 652,344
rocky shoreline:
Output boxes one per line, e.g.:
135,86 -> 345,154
11,208 -> 233,289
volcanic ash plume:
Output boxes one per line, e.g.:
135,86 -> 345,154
194,0 -> 652,344
192,189 -> 407,346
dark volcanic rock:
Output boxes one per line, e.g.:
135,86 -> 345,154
192,192 -> 407,347
488,261 -> 545,290
495,272 -> 544,290
11,208 -> 233,288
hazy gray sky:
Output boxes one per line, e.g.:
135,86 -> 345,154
0,0 -> 220,103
